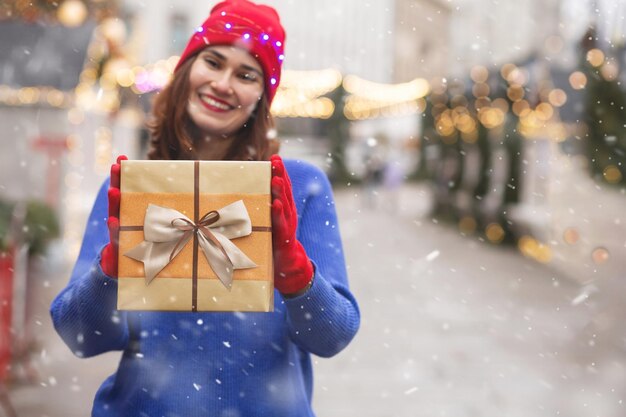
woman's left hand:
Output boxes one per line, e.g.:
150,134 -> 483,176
101,155 -> 127,278
270,155 -> 314,296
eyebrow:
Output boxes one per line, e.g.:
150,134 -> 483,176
205,50 -> 263,77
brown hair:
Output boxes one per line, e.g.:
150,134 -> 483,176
147,54 -> 279,161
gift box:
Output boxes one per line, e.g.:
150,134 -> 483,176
117,160 -> 273,312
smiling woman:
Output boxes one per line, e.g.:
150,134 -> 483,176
146,0 -> 285,162
50,1 -> 360,417
186,46 -> 265,148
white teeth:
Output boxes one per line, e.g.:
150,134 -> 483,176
200,95 -> 231,110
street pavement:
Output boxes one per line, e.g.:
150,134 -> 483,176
314,184 -> 624,417
5,183 -> 625,417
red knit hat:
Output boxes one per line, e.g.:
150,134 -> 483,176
176,0 -> 286,105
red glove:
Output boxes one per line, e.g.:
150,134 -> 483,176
100,155 -> 127,278
271,155 -> 314,295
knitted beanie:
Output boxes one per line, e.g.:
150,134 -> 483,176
176,0 -> 286,105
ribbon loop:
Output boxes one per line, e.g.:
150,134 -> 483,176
124,200 -> 257,289
171,217 -> 196,231
198,210 -> 220,227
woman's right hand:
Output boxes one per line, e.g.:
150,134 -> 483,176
100,155 -> 127,278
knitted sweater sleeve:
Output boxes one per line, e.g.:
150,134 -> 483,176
283,162 -> 360,358
50,179 -> 129,358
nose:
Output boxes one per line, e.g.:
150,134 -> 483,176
211,72 -> 234,96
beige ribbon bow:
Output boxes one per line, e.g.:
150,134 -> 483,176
124,200 -> 257,290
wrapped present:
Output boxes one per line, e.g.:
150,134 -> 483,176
117,160 -> 273,312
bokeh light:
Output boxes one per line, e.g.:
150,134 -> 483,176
507,85 -> 525,102
57,0 -> 87,27
485,223 -> 505,243
600,61 -> 619,81
472,82 -> 490,98
603,165 -> 623,183
586,48 -> 605,67
563,228 -> 580,245
458,217 -> 477,234
470,66 -> 489,83
591,247 -> 610,264
569,71 -> 587,90
518,235 -> 553,263
548,89 -> 567,107
500,63 -> 517,81
512,100 -> 530,115
544,35 -> 564,54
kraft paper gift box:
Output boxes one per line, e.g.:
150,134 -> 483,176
117,160 -> 273,312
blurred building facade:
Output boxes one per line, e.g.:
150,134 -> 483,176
447,0 -> 562,75
392,0 -> 452,83
0,22 -> 94,206
0,7 -> 142,257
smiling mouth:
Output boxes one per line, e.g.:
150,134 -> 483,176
199,94 -> 234,111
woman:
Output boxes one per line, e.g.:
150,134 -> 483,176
50,1 -> 360,416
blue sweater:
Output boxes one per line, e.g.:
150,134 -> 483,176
50,159 -> 360,417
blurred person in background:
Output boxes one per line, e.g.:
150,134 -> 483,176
382,151 -> 405,213
50,1 -> 360,416
362,144 -> 386,209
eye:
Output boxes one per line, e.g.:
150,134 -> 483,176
204,58 -> 220,69
239,72 -> 258,82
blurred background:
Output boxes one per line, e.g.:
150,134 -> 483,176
1,0 -> 625,416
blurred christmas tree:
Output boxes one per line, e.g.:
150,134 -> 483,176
0,199 -> 59,256
0,200 -> 12,253
324,83 -> 353,185
580,28 -> 626,186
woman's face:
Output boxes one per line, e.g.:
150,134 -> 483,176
186,45 -> 264,137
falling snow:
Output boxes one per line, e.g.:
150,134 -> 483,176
2,1 -> 626,417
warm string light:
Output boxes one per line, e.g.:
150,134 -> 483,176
344,99 -> 426,121
279,68 -> 342,97
343,75 -> 430,120
343,75 -> 430,101
270,69 -> 342,119
0,85 -> 72,108
271,96 -> 335,119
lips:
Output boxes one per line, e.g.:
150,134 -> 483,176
198,93 -> 234,112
